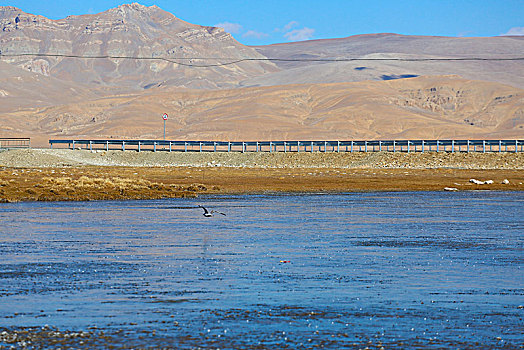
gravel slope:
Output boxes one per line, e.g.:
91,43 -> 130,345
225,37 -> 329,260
0,148 -> 523,169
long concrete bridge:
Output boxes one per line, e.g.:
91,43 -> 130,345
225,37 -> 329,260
49,139 -> 524,153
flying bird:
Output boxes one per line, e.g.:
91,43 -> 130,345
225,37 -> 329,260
198,205 -> 226,217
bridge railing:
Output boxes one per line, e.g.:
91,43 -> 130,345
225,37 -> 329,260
0,138 -> 31,149
48,139 -> 524,153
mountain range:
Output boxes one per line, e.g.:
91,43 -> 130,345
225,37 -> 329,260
1,3 -> 523,146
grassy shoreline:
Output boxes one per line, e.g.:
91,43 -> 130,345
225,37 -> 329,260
1,166 -> 522,203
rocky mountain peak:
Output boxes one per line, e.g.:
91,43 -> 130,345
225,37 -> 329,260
118,3 -> 150,9
0,6 -> 22,14
0,6 -> 53,32
0,4 -> 277,89
106,3 -> 161,17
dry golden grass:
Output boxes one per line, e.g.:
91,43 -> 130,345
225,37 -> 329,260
0,170 -> 205,202
0,165 -> 523,203
41,175 -> 168,191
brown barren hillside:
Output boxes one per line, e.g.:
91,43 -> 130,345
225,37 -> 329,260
0,5 -> 523,145
2,76 -> 523,146
251,34 -> 524,89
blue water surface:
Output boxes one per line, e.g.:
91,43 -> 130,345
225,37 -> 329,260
0,192 -> 523,349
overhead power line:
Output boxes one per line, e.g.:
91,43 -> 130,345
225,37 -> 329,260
0,52 -> 523,68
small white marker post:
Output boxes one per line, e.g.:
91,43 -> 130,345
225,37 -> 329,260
162,113 -> 168,140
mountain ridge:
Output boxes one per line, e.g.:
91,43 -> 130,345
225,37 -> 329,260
251,33 -> 524,88
0,4 -> 522,145
0,4 -> 277,89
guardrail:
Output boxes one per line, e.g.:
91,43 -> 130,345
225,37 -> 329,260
0,138 -> 31,149
49,139 -> 524,153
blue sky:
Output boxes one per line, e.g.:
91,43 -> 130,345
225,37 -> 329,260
3,0 -> 524,45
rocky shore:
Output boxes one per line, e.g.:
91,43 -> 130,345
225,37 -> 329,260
0,148 -> 523,202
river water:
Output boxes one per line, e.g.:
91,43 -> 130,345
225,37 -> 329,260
0,192 -> 523,349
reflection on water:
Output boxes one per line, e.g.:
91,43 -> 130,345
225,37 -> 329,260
0,192 -> 523,348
